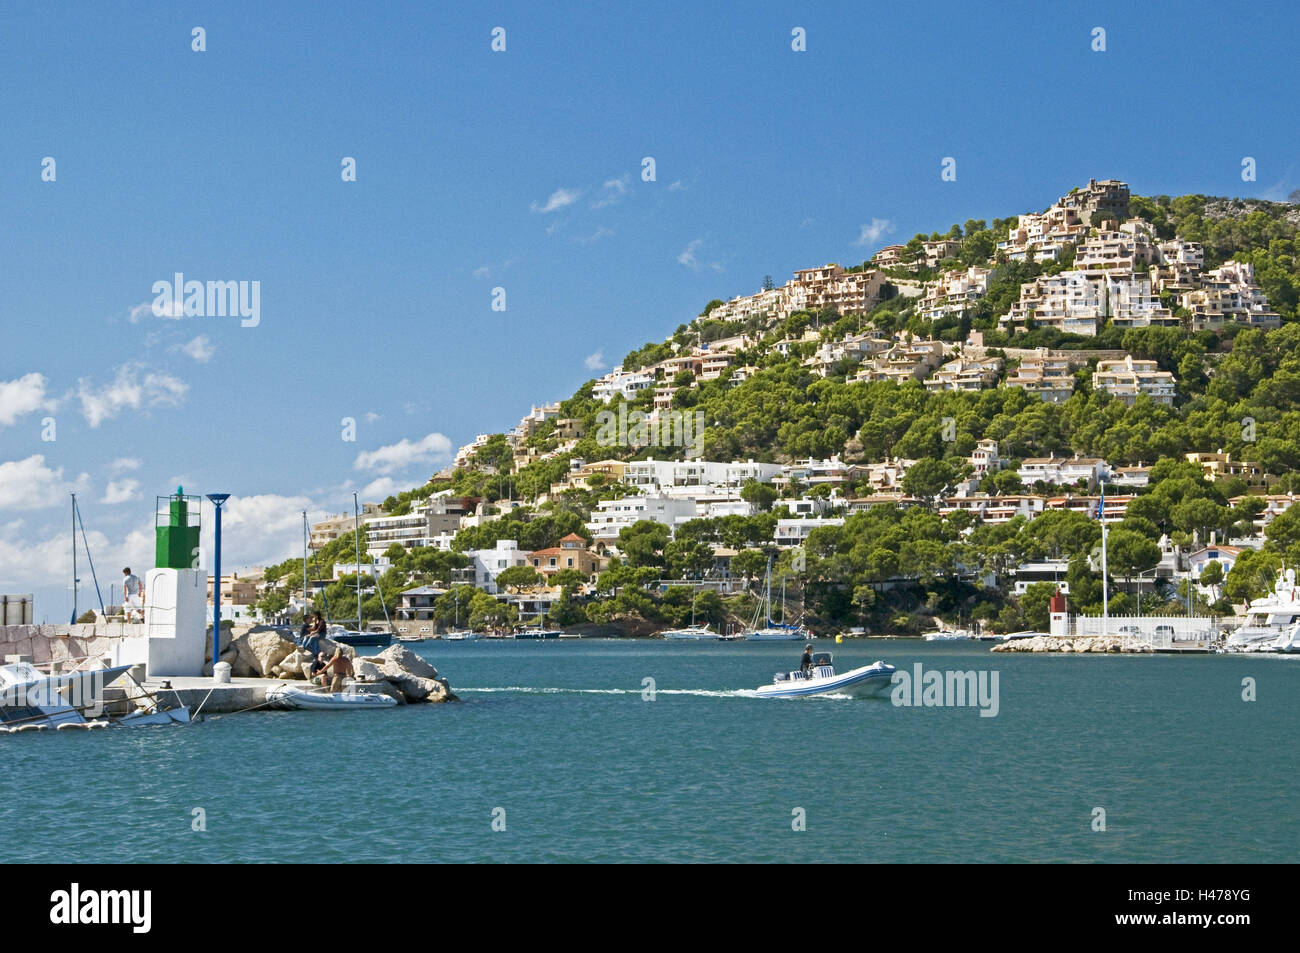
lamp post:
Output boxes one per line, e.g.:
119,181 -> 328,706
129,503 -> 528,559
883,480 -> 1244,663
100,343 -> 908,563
207,493 -> 231,676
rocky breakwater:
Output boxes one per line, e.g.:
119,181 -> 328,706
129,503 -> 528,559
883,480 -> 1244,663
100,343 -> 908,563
992,634 -> 1154,654
211,627 -> 457,703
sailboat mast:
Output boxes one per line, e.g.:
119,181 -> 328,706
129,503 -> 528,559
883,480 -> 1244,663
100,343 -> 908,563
71,493 -> 77,623
302,511 -> 309,619
353,492 -> 362,629
1099,479 -> 1109,636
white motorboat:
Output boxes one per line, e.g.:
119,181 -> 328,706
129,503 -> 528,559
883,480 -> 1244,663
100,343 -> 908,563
0,661 -> 190,730
266,683 -> 398,711
754,653 -> 895,699
443,630 -> 481,641
923,629 -> 973,641
1223,569 -> 1300,653
659,624 -> 717,641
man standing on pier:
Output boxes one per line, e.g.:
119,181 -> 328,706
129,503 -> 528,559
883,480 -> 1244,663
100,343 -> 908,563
122,567 -> 145,622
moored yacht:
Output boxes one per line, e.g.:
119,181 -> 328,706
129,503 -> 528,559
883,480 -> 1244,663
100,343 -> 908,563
659,624 -> 717,641
1222,569 -> 1300,653
743,560 -> 811,641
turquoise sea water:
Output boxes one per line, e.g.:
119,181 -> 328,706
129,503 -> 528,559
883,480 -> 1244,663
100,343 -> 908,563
4,641 -> 1297,863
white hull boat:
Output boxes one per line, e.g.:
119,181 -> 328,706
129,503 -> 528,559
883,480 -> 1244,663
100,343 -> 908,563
1223,569 -> 1300,653
754,654 -> 895,699
660,624 -> 717,641
267,683 -> 398,711
0,662 -> 191,730
443,630 -> 480,641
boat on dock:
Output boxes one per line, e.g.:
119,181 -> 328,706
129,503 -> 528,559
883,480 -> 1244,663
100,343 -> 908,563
266,682 -> 398,711
0,661 -> 191,731
754,653 -> 895,699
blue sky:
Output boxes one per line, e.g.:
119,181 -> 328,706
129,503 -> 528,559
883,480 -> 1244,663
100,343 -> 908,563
2,1 -> 1298,620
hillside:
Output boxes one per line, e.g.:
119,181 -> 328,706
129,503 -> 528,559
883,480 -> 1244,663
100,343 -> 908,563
283,181 -> 1300,635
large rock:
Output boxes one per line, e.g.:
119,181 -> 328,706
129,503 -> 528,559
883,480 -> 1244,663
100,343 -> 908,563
233,630 -> 296,678
202,625 -> 236,664
271,647 -> 313,680
374,643 -> 438,680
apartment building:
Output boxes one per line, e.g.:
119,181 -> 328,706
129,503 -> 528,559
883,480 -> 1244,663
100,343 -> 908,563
1056,178 -> 1130,226
872,245 -> 907,268
592,366 -> 656,403
1003,272 -> 1104,336
586,495 -> 699,544
997,205 -> 1086,262
855,339 -> 947,384
1018,454 -> 1108,488
1092,355 -> 1177,405
1004,350 -> 1077,403
921,239 -> 963,268
924,356 -> 1003,392
918,266 -> 991,321
1073,222 -> 1158,274
1181,261 -> 1282,330
1185,452 -> 1264,486
309,503 -> 386,550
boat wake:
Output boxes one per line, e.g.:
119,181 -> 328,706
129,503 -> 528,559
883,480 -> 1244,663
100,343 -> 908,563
457,686 -> 850,700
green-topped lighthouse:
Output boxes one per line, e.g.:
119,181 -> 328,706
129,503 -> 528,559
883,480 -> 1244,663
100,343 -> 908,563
155,486 -> 202,569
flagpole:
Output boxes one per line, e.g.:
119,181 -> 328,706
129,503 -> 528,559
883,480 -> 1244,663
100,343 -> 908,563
1099,479 -> 1109,642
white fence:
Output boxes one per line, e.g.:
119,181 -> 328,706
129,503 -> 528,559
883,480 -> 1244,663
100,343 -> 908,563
1069,614 -> 1218,649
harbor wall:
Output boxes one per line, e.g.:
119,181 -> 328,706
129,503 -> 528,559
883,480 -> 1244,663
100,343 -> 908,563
0,623 -> 147,668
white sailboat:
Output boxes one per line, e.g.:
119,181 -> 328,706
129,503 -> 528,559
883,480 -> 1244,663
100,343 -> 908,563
744,559 -> 811,641
443,590 -> 479,641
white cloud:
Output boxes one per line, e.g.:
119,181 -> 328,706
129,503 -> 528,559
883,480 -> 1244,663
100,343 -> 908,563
100,479 -> 140,505
678,238 -> 722,273
0,373 -> 55,427
531,187 -> 581,214
179,335 -> 215,363
584,350 -> 607,371
359,476 -> 401,500
575,226 -> 614,244
668,180 -> 686,191
590,176 -> 629,209
0,455 -> 88,511
854,218 -> 895,247
129,298 -> 184,322
77,364 -> 190,428
364,411 -> 381,424
353,432 -> 453,475
472,265 -> 493,279
677,238 -> 705,270
0,532 -> 76,589
109,457 -> 142,473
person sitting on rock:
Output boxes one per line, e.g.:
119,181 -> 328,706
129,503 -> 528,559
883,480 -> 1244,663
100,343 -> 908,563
300,613 -> 327,655
308,651 -> 329,682
314,647 -> 353,693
